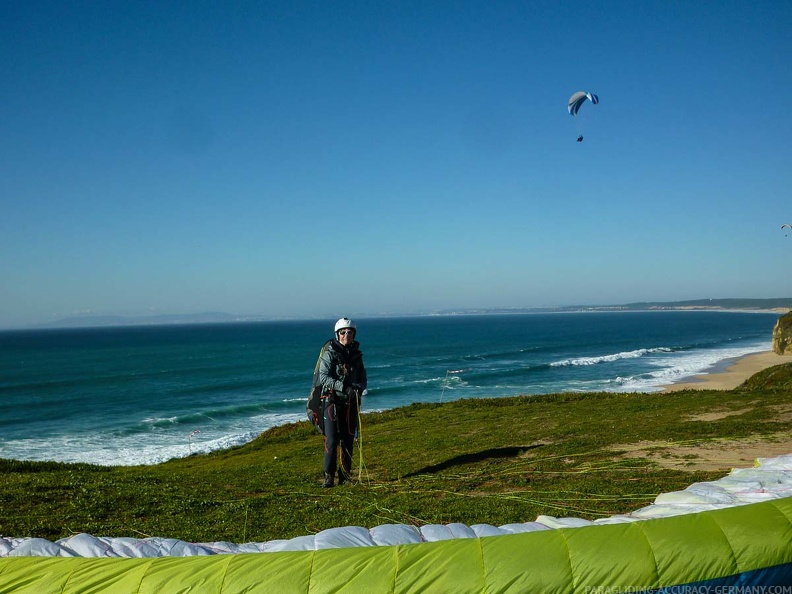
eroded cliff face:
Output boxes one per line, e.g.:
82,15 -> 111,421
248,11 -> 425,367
772,312 -> 792,355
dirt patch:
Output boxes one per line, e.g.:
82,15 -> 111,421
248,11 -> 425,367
685,407 -> 754,422
768,404 -> 792,423
685,404 -> 792,424
616,435 -> 792,472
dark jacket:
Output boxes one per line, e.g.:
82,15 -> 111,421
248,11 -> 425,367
318,339 -> 367,399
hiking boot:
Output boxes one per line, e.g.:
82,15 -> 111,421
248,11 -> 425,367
322,473 -> 334,488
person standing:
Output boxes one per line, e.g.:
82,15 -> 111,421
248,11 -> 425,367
318,318 -> 367,488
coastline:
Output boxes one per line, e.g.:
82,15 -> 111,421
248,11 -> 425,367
662,350 -> 792,392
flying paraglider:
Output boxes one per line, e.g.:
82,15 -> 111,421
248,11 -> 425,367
782,224 -> 791,236
568,91 -> 599,116
568,91 -> 598,142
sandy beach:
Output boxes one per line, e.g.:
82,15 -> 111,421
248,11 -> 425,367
617,349 -> 792,472
663,350 -> 792,392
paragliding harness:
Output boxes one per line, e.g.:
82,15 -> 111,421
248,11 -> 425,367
306,339 -> 333,434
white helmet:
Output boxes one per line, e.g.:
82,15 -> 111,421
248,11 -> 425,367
334,317 -> 356,334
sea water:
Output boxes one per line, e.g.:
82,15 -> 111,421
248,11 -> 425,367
0,311 -> 778,466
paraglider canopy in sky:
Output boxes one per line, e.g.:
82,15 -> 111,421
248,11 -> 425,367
568,91 -> 598,142
568,91 -> 599,116
782,224 -> 791,236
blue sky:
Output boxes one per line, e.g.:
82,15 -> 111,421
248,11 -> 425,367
2,1 -> 790,328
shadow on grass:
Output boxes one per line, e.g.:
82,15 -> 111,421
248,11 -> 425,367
403,445 -> 544,477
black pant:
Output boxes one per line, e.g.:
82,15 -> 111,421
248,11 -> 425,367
323,399 -> 357,476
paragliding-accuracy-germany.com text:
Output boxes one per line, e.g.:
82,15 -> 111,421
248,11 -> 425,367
583,585 -> 792,594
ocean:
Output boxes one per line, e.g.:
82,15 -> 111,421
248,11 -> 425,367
0,311 -> 780,466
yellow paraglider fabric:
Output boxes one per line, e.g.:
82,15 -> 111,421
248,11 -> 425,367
1,497 -> 791,593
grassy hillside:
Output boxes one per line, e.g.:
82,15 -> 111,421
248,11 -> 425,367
2,363 -> 792,544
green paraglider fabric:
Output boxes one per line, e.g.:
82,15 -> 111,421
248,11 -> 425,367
1,497 -> 791,593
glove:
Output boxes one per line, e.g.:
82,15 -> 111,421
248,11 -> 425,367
343,379 -> 361,398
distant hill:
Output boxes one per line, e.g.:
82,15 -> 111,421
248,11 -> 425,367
620,298 -> 792,311
434,298 -> 792,316
36,312 -> 271,329
25,298 -> 792,330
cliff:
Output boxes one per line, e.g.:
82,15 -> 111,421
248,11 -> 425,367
772,312 -> 792,355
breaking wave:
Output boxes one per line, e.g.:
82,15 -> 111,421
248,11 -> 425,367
550,347 -> 674,367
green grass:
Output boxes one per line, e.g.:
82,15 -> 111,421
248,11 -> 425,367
2,363 -> 792,544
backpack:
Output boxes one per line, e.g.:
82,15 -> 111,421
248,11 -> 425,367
306,339 -> 333,434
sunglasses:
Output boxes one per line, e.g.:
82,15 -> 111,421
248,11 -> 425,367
338,330 -> 355,336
